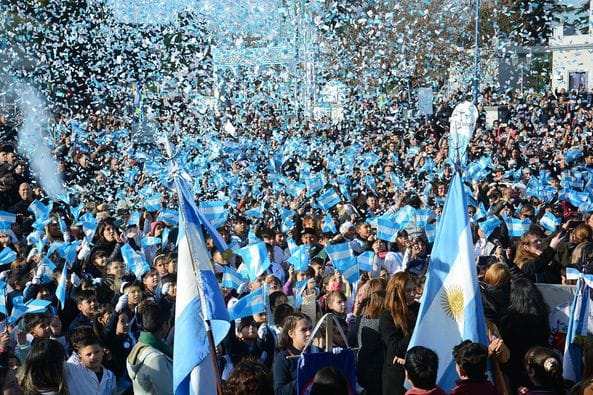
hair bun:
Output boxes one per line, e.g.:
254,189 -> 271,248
543,357 -> 559,373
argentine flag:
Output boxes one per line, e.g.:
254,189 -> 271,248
408,173 -> 488,391
234,242 -> 271,281
317,188 -> 341,211
174,174 -> 230,395
228,287 -> 266,320
287,244 -> 310,272
199,200 -> 228,228
563,268 -> 593,382
377,216 -> 400,242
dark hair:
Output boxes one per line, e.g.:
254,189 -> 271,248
524,346 -> 564,394
453,340 -> 488,380
69,326 -> 97,351
75,289 -> 97,305
278,312 -> 311,350
222,359 -> 273,395
19,339 -> 67,394
272,304 -> 294,328
309,366 -> 348,395
139,302 -> 171,333
75,335 -> 102,350
508,278 -> 548,317
23,313 -> 50,334
269,291 -> 288,309
404,346 -> 439,390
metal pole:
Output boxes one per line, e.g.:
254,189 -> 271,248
472,0 -> 480,105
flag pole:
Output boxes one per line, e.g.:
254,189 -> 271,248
186,242 -> 224,395
164,135 -> 224,395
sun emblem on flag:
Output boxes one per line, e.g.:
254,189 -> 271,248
440,286 -> 464,321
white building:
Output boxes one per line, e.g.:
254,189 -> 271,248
550,0 -> 593,91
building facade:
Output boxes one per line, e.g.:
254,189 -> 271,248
550,0 -> 593,92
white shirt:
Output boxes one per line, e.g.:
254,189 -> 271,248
65,354 -> 116,395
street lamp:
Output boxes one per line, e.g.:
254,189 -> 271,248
472,0 -> 480,104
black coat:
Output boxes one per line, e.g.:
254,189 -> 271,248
516,247 -> 561,284
379,303 -> 419,395
480,281 -> 510,325
352,316 -> 384,395
272,349 -> 298,395
500,311 -> 550,390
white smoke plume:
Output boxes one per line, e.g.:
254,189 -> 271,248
16,82 -> 68,203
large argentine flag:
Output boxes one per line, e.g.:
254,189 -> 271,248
174,174 -> 230,395
408,173 -> 488,391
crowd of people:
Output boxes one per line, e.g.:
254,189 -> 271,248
0,86 -> 591,395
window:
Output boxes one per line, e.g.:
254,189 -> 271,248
569,71 -> 587,91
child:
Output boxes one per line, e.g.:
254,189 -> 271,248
520,346 -> 565,395
65,333 -> 116,394
67,289 -> 98,337
15,313 -> 52,363
451,340 -> 497,395
404,346 -> 446,395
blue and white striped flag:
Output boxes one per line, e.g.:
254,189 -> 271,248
0,281 -> 6,315
286,181 -> 306,197
563,268 -> 593,382
28,200 -> 50,220
157,209 -> 179,226
144,193 -> 162,212
336,258 -> 360,284
294,279 -> 308,309
161,227 -> 170,249
539,211 -> 561,234
69,203 -> 83,222
200,201 -> 228,228
408,173 -> 488,392
305,173 -> 325,196
287,244 -> 310,272
234,242 -> 271,281
228,287 -> 266,320
505,217 -> 531,238
478,216 -> 501,239
222,266 -> 248,290
317,188 -> 340,211
377,216 -> 401,242
121,243 -> 150,278
357,251 -> 374,272
128,211 -> 140,227
55,263 -> 68,310
325,242 -> 356,272
473,202 -> 488,221
0,211 -> 16,224
141,236 -> 162,247
415,209 -> 432,228
0,247 -> 16,265
245,205 -> 264,219
174,171 -> 230,395
321,213 -> 337,234
393,205 -> 416,228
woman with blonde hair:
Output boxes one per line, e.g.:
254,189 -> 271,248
379,272 -> 419,395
